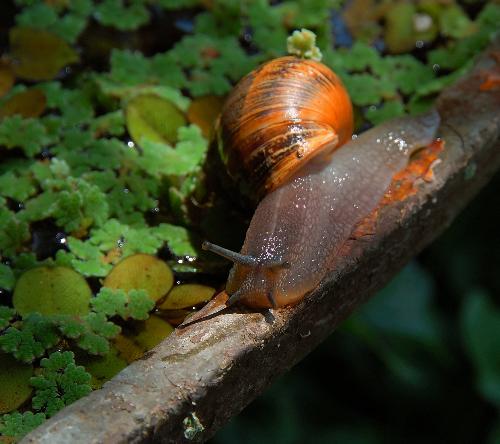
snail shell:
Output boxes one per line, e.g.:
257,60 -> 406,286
216,56 -> 354,201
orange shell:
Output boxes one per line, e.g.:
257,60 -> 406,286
217,56 -> 354,200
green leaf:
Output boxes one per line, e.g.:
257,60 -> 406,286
0,115 -> 48,156
107,49 -> 152,86
91,287 -> 128,318
365,100 -> 405,125
0,313 -> 60,363
0,306 -> 16,330
69,0 -> 93,16
89,111 -> 125,137
439,4 -> 475,39
342,74 -> 389,106
0,265 -> 15,291
248,0 -> 288,57
51,179 -> 109,233
30,351 -> 91,417
38,82 -> 94,126
91,287 -> 154,321
88,219 -> 162,257
158,0 -> 200,9
103,254 -> 173,302
125,94 -> 187,146
383,55 -> 435,96
149,57 -> 188,92
65,238 -> 111,278
19,191 -> 58,223
137,125 -> 208,177
0,207 -> 30,257
384,3 -> 437,54
0,352 -> 33,414
54,315 -> 86,339
329,42 -> 381,72
94,0 -> 150,31
16,3 -> 58,29
154,223 -> 198,257
51,14 -> 88,44
126,289 -> 155,320
13,266 -> 92,317
9,27 -> 79,81
83,312 -> 121,340
15,3 -> 88,43
462,290 -> 500,406
80,346 -> 127,389
75,331 -> 110,355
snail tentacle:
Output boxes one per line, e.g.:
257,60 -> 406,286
226,288 -> 244,306
226,284 -> 277,308
202,241 -> 257,266
202,241 -> 290,269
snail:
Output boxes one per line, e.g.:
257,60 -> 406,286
203,56 -> 441,309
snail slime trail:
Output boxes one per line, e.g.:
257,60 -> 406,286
204,111 -> 441,309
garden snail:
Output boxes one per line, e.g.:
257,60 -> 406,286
203,56 -> 441,309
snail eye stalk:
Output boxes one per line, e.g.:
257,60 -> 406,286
202,241 -> 290,269
202,241 -> 257,266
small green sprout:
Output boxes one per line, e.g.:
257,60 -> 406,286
183,412 -> 205,440
287,29 -> 322,61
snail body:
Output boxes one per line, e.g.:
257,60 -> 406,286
204,57 -> 441,308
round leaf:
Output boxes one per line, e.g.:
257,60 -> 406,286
384,4 -> 437,54
9,27 -> 79,81
112,334 -> 143,364
79,346 -> 127,389
0,352 -> 33,414
187,95 -> 225,138
13,266 -> 92,316
0,89 -> 46,119
159,284 -> 215,310
125,94 -> 186,146
128,315 -> 174,351
0,63 -> 14,98
103,254 -> 174,302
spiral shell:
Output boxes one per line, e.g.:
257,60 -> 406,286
217,56 -> 354,200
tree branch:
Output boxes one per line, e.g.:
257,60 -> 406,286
22,45 -> 500,444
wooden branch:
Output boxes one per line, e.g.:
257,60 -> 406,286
22,46 -> 500,444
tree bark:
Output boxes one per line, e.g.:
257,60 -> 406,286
22,45 -> 500,444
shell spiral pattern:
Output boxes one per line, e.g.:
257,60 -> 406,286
217,56 -> 354,199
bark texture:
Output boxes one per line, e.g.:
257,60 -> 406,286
22,45 -> 500,444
